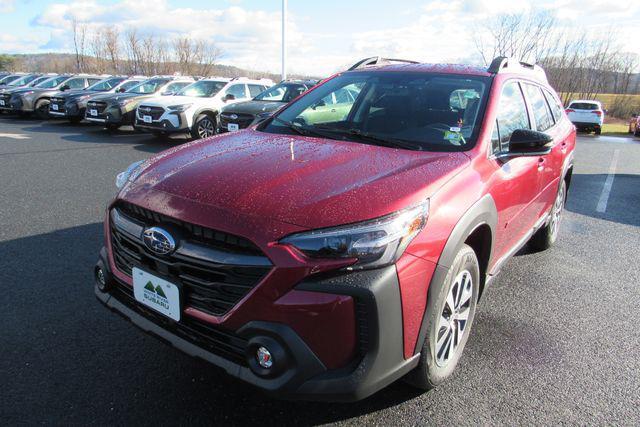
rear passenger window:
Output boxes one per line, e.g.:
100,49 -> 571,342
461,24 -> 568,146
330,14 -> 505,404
543,89 -> 565,122
524,84 -> 554,131
248,84 -> 265,98
66,78 -> 86,89
496,81 -> 530,152
226,84 -> 247,99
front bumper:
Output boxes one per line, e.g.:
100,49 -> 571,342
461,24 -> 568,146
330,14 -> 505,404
86,105 -> 135,126
134,111 -> 189,134
49,100 -> 84,118
10,95 -> 34,112
95,246 -> 419,401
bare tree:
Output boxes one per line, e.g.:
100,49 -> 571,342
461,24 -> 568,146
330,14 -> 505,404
71,17 -> 88,72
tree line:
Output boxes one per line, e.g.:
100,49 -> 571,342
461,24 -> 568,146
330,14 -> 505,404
474,11 -> 640,116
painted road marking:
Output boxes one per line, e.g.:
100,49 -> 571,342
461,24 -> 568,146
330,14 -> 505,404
0,133 -> 30,140
596,149 -> 620,213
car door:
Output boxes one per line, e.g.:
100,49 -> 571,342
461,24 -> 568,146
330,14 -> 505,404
488,80 -> 546,258
540,87 -> 573,209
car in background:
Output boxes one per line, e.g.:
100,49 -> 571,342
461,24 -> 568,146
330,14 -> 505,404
49,76 -> 147,123
85,76 -> 194,131
218,79 -> 317,133
565,100 -> 604,134
95,56 -> 575,401
628,114 -> 640,136
0,73 -> 29,87
10,74 -> 103,118
134,77 -> 273,139
0,74 -> 56,112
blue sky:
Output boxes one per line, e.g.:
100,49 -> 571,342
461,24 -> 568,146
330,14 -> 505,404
1,0 -> 639,75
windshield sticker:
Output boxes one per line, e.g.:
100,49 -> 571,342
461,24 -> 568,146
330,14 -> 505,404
444,131 -> 462,142
449,126 -> 461,132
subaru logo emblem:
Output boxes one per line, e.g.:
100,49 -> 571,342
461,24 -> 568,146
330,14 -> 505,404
142,227 -> 176,255
230,114 -> 238,120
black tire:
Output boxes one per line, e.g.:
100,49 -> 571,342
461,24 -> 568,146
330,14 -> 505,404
68,116 -> 82,124
529,180 -> 566,251
404,244 -> 480,390
105,123 -> 120,131
634,129 -> 640,137
34,99 -> 49,120
594,128 -> 601,135
191,113 -> 217,140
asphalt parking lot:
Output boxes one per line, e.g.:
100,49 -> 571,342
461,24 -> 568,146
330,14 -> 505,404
1,116 -> 639,425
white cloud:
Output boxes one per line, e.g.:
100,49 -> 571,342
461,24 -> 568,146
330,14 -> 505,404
9,0 -> 640,76
0,0 -> 14,13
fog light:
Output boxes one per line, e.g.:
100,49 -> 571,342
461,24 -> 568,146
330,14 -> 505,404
256,346 -> 273,369
95,266 -> 108,292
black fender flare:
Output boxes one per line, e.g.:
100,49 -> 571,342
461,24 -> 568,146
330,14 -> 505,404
412,193 -> 497,355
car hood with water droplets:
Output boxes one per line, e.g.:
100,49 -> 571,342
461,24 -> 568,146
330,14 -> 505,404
124,130 -> 470,229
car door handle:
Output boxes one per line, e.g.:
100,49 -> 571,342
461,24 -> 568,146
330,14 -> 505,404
537,157 -> 545,171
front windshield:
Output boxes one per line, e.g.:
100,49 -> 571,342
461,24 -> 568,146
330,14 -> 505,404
261,71 -> 489,151
87,77 -> 125,92
177,80 -> 226,97
9,75 -> 38,86
36,76 -> 69,89
254,83 -> 306,102
126,79 -> 169,94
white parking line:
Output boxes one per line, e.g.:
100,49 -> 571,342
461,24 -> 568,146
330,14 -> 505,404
0,133 -> 30,140
596,149 -> 620,213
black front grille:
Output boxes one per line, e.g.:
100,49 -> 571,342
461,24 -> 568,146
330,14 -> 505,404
110,201 -> 272,316
49,97 -> 66,113
87,101 -> 107,113
0,93 -> 11,107
138,105 -> 165,120
10,94 -> 23,109
220,112 -> 256,129
109,279 -> 248,365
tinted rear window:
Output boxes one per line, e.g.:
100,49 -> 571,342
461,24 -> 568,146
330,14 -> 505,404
569,102 -> 599,110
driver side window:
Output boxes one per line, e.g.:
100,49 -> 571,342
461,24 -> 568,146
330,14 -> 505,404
494,81 -> 530,153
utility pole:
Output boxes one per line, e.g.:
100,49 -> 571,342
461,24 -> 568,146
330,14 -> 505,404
281,0 -> 287,81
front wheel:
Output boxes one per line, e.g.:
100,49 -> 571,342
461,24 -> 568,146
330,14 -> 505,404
34,99 -> 49,120
594,128 -> 602,135
105,123 -> 120,131
191,114 -> 217,139
405,244 -> 480,390
529,180 -> 566,251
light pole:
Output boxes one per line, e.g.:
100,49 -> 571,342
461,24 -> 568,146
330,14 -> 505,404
281,0 -> 287,81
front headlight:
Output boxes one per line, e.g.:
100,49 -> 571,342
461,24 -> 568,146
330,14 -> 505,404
280,200 -> 429,269
168,104 -> 192,112
115,160 -> 145,189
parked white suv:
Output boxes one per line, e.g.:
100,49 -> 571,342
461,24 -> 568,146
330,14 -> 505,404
565,100 -> 604,134
135,77 -> 274,139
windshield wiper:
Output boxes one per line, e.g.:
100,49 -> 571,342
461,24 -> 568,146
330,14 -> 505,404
311,125 -> 423,151
271,117 -> 341,140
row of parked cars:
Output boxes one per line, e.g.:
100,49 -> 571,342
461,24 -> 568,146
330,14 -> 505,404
0,71 -> 318,139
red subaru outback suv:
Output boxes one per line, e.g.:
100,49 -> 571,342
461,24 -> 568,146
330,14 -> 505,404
95,57 -> 575,401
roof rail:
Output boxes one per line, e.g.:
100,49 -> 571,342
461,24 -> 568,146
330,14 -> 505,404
348,56 -> 419,71
488,56 -> 547,81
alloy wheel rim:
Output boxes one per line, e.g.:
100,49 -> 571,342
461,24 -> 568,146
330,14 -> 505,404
436,270 -> 473,367
197,118 -> 215,138
550,184 -> 565,239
